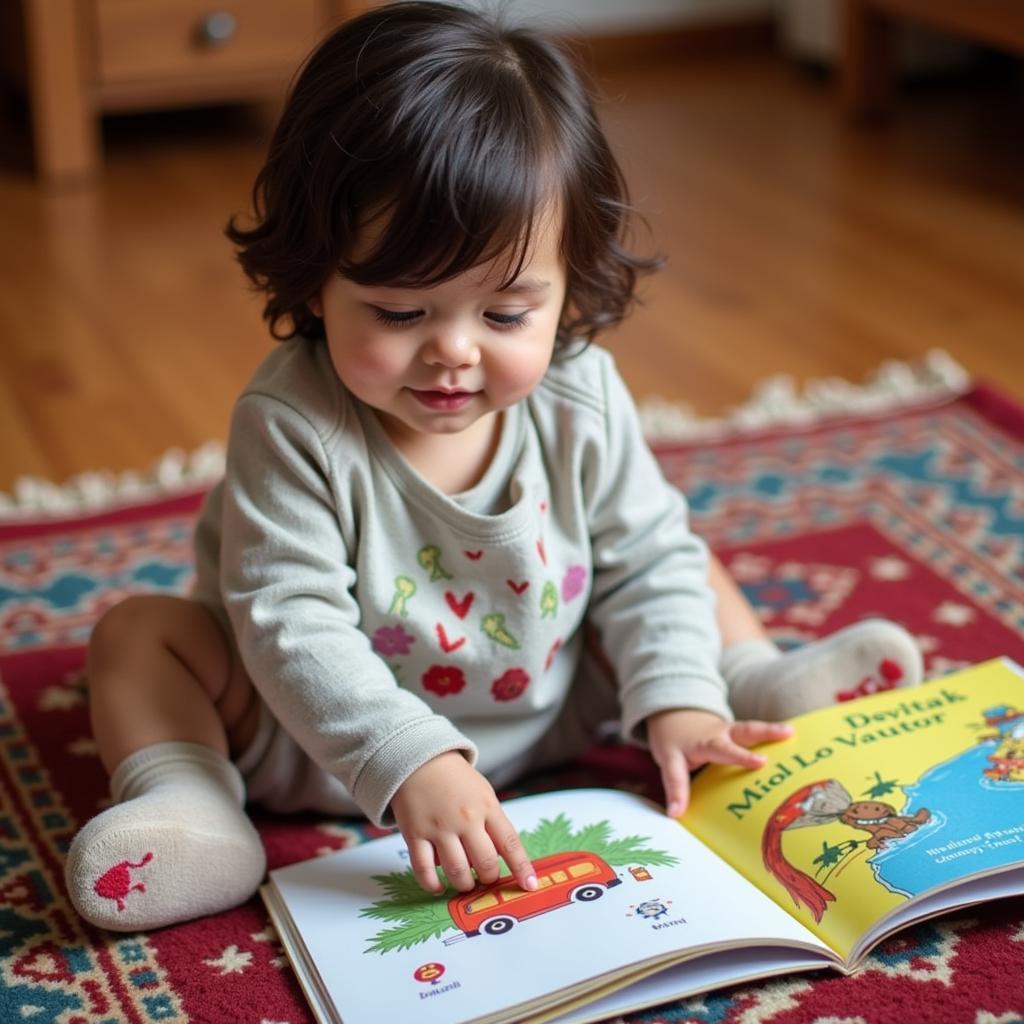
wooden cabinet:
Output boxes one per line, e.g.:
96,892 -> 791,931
842,0 -> 1024,118
17,0 -> 375,185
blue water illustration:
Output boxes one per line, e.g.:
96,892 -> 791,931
866,739 -> 1024,899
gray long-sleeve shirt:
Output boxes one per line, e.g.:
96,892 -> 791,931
193,338 -> 729,824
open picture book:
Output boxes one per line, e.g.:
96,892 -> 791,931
261,657 -> 1024,1024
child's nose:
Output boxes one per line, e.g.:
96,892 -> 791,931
422,329 -> 480,368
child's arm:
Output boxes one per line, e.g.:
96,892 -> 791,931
218,387 -> 477,828
389,751 -> 537,894
582,352 -> 732,737
646,709 -> 793,817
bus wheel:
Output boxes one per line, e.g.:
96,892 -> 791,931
572,885 -> 604,902
482,916 -> 515,935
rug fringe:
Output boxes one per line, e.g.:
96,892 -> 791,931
0,443 -> 226,520
637,348 -> 970,441
0,350 -> 969,519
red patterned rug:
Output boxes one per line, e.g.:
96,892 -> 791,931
2,368 -> 1024,1024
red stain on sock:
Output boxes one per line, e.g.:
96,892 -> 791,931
94,852 -> 153,911
879,658 -> 904,683
837,660 -> 904,702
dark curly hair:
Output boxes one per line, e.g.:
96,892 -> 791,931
226,0 -> 660,349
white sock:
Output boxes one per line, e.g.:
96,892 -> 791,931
65,741 -> 266,931
722,619 -> 923,721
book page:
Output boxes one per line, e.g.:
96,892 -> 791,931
265,788 -> 829,1024
547,946 -> 828,1024
683,658 -> 1024,961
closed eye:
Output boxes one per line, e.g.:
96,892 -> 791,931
485,311 -> 529,330
372,307 -> 422,326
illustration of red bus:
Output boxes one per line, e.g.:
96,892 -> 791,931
447,851 -> 622,937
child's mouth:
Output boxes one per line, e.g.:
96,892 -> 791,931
409,389 -> 476,411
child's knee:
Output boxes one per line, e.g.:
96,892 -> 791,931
88,595 -> 167,665
87,595 -> 231,683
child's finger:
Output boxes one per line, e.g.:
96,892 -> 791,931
701,735 -> 768,770
729,720 -> 793,747
462,830 -> 502,886
407,838 -> 444,894
487,813 -> 537,892
657,747 -> 691,818
436,835 -> 477,893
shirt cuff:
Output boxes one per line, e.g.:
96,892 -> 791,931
351,717 -> 478,826
621,674 -> 734,746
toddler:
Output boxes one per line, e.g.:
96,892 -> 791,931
65,0 -> 922,932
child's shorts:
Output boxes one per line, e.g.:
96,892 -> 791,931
232,645 -> 620,821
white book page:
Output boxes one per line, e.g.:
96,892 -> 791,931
267,789 -> 830,1024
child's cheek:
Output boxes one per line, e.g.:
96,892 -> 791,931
494,343 -> 555,402
329,338 -> 406,395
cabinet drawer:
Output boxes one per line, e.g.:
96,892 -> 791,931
95,0 -> 323,85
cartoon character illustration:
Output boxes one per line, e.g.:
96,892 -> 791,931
839,800 -> 931,850
762,779 -> 931,922
983,721 -> 1024,783
633,899 -> 671,921
447,851 -> 621,938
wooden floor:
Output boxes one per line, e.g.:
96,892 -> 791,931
1,47 -> 1023,493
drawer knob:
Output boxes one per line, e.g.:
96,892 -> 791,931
196,11 -> 238,47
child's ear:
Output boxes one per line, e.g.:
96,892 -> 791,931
307,291 -> 324,318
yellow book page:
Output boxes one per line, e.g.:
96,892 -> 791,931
682,659 -> 1024,961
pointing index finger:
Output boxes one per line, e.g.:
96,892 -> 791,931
487,813 -> 537,891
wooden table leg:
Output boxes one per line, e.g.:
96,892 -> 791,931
840,0 -> 896,121
23,0 -> 100,184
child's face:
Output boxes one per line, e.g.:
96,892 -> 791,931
314,210 -> 566,449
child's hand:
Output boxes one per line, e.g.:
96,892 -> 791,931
646,708 -> 793,819
390,751 -> 537,896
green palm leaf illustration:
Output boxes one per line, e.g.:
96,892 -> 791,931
569,820 -> 614,852
521,813 -> 575,858
364,915 -> 457,954
368,869 -> 442,905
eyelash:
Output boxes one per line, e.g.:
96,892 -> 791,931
371,308 -> 530,330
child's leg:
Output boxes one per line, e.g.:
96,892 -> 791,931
709,556 -> 923,721
65,595 -> 266,931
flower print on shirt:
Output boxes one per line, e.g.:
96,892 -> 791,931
422,665 -> 466,698
491,668 -> 530,702
372,624 -> 416,657
562,565 -> 587,603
